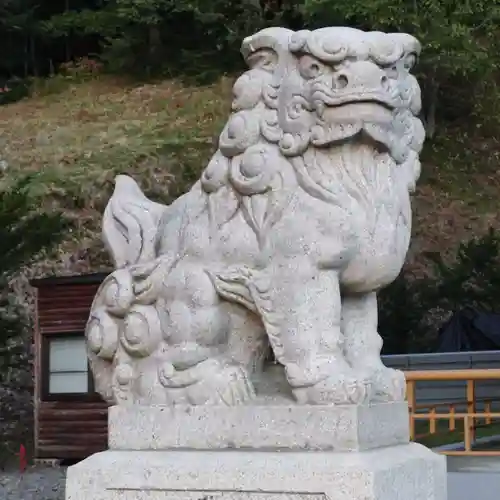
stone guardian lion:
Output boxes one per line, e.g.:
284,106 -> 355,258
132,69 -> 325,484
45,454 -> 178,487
86,27 -> 425,406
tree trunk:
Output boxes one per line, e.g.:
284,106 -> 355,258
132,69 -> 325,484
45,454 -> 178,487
30,34 -> 37,77
425,81 -> 438,139
24,37 -> 29,77
147,24 -> 161,77
65,0 -> 71,62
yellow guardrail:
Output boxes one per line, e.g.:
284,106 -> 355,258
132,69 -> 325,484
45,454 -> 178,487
405,369 -> 500,456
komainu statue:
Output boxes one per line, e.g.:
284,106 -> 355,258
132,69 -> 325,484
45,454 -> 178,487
86,27 -> 425,407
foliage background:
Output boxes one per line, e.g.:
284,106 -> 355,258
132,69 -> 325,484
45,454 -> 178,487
0,0 -> 499,462
0,174 -> 69,466
0,0 -> 499,353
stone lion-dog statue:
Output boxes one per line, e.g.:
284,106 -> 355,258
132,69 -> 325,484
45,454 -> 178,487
86,26 -> 424,407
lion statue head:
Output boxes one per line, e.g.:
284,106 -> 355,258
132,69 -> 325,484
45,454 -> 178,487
201,27 -> 425,233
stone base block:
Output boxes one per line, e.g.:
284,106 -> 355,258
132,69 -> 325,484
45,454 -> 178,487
109,402 -> 410,451
65,443 -> 447,500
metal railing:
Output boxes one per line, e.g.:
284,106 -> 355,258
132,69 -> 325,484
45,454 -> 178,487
405,369 -> 500,456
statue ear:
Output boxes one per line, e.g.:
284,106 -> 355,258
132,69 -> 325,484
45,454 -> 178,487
241,27 -> 295,72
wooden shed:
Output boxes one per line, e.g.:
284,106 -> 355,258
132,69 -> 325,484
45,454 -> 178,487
30,272 -> 109,462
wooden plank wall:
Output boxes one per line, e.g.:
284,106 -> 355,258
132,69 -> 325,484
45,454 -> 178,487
35,280 -> 109,461
36,402 -> 108,459
37,282 -> 100,334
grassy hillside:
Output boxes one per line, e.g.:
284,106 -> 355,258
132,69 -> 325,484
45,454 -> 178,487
0,74 -> 499,282
0,76 -> 233,279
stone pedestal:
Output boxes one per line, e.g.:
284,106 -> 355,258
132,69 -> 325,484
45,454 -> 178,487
65,402 -> 447,500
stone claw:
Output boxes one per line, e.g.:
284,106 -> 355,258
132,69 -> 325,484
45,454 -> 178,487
293,373 -> 372,405
368,367 -> 406,402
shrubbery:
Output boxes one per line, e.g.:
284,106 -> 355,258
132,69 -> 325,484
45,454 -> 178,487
0,174 -> 70,460
0,174 -> 70,378
0,78 -> 30,106
379,229 -> 500,354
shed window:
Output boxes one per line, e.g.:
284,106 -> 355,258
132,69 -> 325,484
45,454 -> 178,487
42,334 -> 96,400
48,337 -> 89,394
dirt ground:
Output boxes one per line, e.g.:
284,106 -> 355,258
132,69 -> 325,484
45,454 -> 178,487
0,465 -> 66,500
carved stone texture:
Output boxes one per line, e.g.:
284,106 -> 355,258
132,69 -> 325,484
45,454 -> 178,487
86,26 -> 425,406
108,402 -> 410,451
66,443 -> 446,500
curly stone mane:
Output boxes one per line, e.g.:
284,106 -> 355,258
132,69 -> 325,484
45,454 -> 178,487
199,27 -> 425,250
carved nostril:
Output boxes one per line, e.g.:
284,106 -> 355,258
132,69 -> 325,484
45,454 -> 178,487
381,75 -> 389,90
336,74 -> 349,89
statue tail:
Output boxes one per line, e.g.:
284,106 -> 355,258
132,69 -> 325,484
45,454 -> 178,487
102,175 -> 168,269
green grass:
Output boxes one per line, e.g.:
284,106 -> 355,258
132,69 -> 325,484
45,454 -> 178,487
0,74 -> 233,272
415,420 -> 500,449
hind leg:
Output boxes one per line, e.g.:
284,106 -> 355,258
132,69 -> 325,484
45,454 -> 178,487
224,304 -> 269,376
341,291 -> 406,402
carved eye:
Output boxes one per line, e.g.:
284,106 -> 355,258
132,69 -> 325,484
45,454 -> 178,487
299,55 -> 325,79
404,53 -> 417,71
